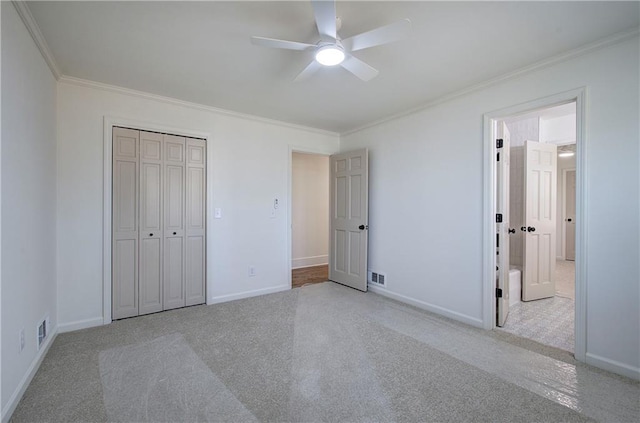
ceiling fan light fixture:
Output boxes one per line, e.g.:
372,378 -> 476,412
315,45 -> 345,66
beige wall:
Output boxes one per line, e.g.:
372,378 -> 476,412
292,153 -> 329,269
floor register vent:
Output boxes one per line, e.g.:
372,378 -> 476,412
369,270 -> 387,287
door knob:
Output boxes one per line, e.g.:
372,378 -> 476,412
149,233 -> 153,237
567,218 -> 572,222
358,224 -> 368,230
521,226 -> 527,232
527,226 -> 536,232
173,232 -> 177,235
508,228 -> 515,234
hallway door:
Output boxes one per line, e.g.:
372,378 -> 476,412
522,140 -> 557,301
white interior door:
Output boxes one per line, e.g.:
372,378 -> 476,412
565,169 -> 576,261
496,122 -> 511,327
523,140 -> 557,301
329,149 -> 368,292
112,127 -> 139,319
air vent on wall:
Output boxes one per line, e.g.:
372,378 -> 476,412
368,270 -> 387,287
37,317 -> 49,350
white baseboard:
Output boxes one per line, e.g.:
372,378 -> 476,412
1,326 -> 58,423
57,317 -> 104,333
367,285 -> 484,328
208,285 -> 290,305
292,255 -> 328,269
586,352 -> 640,381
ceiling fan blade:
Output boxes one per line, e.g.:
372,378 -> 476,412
342,19 -> 411,52
340,55 -> 379,81
311,0 -> 337,41
251,36 -> 315,51
294,60 -> 322,82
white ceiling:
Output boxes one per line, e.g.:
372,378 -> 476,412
28,1 -> 639,133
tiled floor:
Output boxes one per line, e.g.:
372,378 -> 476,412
498,260 -> 575,352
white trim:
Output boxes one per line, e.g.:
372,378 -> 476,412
11,1 -> 61,79
482,89 -> 587,361
208,285 -> 290,304
585,353 -> 640,381
1,328 -> 58,423
102,116 -> 213,324
57,317 -> 104,334
368,285 -> 484,328
342,28 -> 638,137
61,76 -> 338,138
292,255 -> 329,269
287,145 -> 337,289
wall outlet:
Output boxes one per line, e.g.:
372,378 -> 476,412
19,328 -> 25,353
248,266 -> 256,277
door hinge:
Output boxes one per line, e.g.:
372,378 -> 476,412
496,288 -> 503,298
497,152 -> 500,161
496,233 -> 499,248
496,213 -> 502,223
496,138 -> 503,149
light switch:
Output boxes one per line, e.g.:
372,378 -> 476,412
214,208 -> 222,219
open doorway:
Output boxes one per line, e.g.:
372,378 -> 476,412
494,102 -> 577,353
291,152 -> 330,288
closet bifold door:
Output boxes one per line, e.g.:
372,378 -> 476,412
112,127 -> 140,320
163,134 -> 186,310
139,131 -> 163,315
186,138 -> 206,306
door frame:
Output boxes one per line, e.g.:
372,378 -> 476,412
102,116 -> 212,324
482,88 -> 587,361
561,167 -> 577,260
287,144 -> 339,289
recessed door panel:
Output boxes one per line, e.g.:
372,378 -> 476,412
113,239 -> 138,319
165,134 -> 185,163
186,235 -> 205,306
164,236 -> 185,310
187,167 -> 205,230
141,163 -> 161,231
114,161 -> 137,233
349,231 -> 361,276
139,237 -> 162,315
141,131 -> 162,161
165,165 -> 184,232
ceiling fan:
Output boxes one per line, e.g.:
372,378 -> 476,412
250,0 -> 411,82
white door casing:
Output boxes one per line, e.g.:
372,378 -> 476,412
112,127 -> 140,319
523,140 -> 557,301
496,122 -> 511,327
329,149 -> 369,292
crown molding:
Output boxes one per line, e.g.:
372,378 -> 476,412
12,1 -> 61,80
57,75 -> 340,138
341,26 -> 640,137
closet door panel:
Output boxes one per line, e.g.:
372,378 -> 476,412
163,135 -> 186,310
112,127 -> 139,319
186,141 -> 206,306
139,142 -> 163,314
186,138 -> 206,306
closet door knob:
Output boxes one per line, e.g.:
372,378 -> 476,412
521,226 -> 527,232
149,233 -> 153,237
527,226 -> 536,232
173,232 -> 177,235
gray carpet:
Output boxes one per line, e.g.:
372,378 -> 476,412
10,283 -> 638,422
